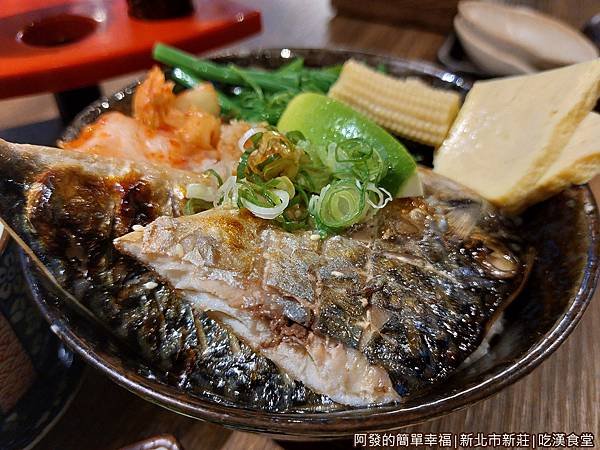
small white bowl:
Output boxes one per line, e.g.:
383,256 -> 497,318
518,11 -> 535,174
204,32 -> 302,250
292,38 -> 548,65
458,1 -> 599,70
454,15 -> 535,76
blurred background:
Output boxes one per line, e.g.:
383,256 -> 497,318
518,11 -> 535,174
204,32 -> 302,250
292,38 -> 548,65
2,0 -> 599,131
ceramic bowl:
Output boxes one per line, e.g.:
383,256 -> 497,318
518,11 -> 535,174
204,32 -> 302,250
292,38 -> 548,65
21,48 -> 600,439
454,15 -> 536,75
457,1 -> 598,70
0,240 -> 83,450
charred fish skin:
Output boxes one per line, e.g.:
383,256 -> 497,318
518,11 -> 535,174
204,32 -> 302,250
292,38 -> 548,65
359,190 -> 527,395
0,137 -> 529,406
261,191 -> 527,396
0,140 -> 328,411
116,213 -> 401,406
116,167 -> 529,400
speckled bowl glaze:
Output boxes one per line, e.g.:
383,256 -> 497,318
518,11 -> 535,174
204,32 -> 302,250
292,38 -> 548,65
21,49 -> 599,439
0,240 -> 83,450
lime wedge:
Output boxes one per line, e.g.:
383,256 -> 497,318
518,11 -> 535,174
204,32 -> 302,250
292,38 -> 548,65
278,93 -> 417,197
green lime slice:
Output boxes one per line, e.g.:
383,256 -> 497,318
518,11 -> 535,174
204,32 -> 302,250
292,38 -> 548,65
277,93 -> 417,197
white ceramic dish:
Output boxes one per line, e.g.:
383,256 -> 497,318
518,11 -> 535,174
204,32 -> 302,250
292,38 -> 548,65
458,1 -> 598,70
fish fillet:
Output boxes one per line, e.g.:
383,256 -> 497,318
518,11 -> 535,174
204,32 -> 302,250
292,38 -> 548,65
0,139 -> 330,410
115,168 -> 530,400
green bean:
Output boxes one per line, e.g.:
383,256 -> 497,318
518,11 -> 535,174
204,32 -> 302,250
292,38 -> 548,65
276,58 -> 304,74
170,67 -> 200,88
154,43 -> 297,91
155,43 -> 342,124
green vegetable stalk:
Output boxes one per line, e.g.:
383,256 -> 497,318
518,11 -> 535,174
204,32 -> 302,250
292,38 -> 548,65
153,43 -> 342,125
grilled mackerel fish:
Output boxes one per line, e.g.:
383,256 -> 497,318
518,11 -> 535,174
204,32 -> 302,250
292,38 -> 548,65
0,138 -> 530,407
0,139 -> 336,410
116,168 -> 531,401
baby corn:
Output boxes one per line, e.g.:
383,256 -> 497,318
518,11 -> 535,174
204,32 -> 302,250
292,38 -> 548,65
328,60 -> 461,147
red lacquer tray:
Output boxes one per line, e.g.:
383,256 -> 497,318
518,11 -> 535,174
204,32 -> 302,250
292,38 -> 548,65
0,0 -> 261,98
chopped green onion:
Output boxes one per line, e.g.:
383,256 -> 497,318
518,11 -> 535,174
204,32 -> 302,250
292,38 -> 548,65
257,153 -> 296,180
267,176 -> 295,198
285,130 -> 306,144
365,183 -> 393,209
257,154 -> 281,172
240,188 -> 290,220
214,176 -> 239,207
238,127 -> 268,153
335,138 -> 373,163
186,183 -> 216,202
236,150 -> 253,180
239,129 -> 303,181
185,170 -> 223,203
310,179 -> 367,229
203,168 -> 223,186
322,139 -> 385,184
184,198 -> 212,215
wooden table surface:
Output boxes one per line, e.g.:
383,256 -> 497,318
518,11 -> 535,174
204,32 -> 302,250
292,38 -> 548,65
0,1 -> 596,448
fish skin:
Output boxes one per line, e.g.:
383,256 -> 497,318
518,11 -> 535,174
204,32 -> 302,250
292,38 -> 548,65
0,139 -> 330,411
116,220 -> 400,405
0,138 -> 530,406
115,167 -> 530,398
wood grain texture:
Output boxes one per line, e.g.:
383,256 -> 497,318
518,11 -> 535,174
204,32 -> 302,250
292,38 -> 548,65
332,0 -> 459,33
0,0 -> 593,448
